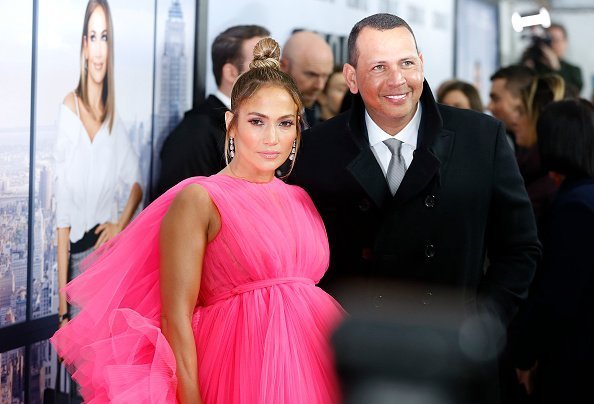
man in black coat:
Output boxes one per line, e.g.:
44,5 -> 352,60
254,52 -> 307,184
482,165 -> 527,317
155,25 -> 269,197
290,15 -> 541,400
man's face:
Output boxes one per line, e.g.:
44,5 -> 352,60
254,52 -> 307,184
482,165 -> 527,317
286,49 -> 333,108
343,27 -> 424,135
548,26 -> 567,58
237,36 -> 266,74
488,78 -> 523,132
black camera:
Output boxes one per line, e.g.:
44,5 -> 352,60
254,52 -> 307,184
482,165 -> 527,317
529,32 -> 552,47
520,27 -> 553,68
522,24 -> 553,48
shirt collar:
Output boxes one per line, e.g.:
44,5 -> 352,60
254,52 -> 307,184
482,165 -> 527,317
215,89 -> 231,110
366,103 -> 422,148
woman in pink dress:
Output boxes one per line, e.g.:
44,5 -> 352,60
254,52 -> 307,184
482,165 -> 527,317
51,37 -> 344,403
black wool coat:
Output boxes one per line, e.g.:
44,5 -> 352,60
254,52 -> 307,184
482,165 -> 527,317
291,81 -> 541,327
155,95 -> 228,198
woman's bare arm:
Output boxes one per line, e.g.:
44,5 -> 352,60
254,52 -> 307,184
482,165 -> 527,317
57,227 -> 71,327
159,184 -> 219,404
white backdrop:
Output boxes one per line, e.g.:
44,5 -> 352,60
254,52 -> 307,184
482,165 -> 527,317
205,0 -> 455,96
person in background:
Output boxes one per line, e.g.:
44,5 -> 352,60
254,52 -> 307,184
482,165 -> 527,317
488,65 -> 536,149
55,0 -> 142,328
155,25 -> 269,198
51,38 -> 344,404
514,74 -> 565,227
497,73 -> 565,404
520,23 -> 582,98
317,65 -> 349,122
437,79 -> 484,112
291,14 -> 540,402
546,23 -> 583,96
513,99 -> 594,403
281,30 -> 334,127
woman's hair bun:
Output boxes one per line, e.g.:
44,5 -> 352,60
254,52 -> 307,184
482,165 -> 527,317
249,37 -> 281,70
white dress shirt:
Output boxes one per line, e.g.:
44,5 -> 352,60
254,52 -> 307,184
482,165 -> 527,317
366,103 -> 422,176
215,90 -> 231,110
54,101 -> 141,243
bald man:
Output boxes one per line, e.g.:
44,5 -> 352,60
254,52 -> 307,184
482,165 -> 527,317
281,30 -> 334,127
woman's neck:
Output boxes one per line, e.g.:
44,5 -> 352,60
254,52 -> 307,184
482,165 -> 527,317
86,78 -> 105,118
222,162 -> 275,184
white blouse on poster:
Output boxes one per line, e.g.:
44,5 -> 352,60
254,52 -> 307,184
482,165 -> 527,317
54,101 -> 141,244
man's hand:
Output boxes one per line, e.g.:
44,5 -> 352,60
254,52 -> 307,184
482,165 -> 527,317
540,44 -> 561,70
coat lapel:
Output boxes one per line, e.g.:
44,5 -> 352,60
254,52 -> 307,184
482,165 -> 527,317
347,147 -> 390,208
393,81 -> 455,205
345,95 -> 391,208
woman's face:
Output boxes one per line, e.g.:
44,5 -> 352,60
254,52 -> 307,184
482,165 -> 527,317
226,85 -> 298,182
511,106 -> 533,147
83,6 -> 109,85
323,72 -> 349,116
441,89 -> 471,110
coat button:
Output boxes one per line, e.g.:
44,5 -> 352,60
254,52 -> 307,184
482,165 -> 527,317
422,289 -> 433,305
424,243 -> 436,258
373,295 -> 383,308
358,198 -> 371,212
424,194 -> 436,208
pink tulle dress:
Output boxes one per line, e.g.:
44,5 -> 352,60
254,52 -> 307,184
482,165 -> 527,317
51,175 -> 344,403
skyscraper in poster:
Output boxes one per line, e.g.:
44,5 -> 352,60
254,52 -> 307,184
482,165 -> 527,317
153,0 -> 187,189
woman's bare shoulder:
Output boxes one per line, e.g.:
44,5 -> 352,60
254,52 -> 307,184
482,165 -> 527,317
163,183 -> 220,241
167,184 -> 215,221
62,92 -> 77,115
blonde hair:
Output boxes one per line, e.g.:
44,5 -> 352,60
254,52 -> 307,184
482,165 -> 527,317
225,37 -> 304,177
75,0 -> 115,132
522,74 -> 565,147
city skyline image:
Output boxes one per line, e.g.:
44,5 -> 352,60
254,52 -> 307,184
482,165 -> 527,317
0,1 -> 195,402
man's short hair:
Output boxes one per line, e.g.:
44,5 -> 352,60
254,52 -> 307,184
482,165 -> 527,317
347,13 -> 418,67
211,25 -> 270,86
490,65 -> 536,99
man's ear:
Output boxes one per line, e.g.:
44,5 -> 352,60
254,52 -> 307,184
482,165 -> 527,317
222,62 -> 240,85
280,57 -> 290,74
343,63 -> 359,94
224,111 -> 234,131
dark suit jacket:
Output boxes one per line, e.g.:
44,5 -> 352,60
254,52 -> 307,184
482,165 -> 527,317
155,95 -> 228,197
291,81 -> 541,326
559,59 -> 583,94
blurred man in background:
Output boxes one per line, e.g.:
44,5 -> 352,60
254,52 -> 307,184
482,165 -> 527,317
281,30 -> 334,127
155,24 -> 269,198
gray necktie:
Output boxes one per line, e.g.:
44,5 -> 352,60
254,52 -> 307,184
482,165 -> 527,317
383,138 -> 406,195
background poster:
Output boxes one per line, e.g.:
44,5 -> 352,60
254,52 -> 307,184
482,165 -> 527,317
455,0 -> 499,106
0,1 -> 195,402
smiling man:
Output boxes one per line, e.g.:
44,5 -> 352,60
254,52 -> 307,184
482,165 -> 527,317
291,14 -> 540,401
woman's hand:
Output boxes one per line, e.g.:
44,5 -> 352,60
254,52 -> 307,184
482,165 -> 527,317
94,182 -> 143,249
94,221 -> 123,248
58,312 -> 70,328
